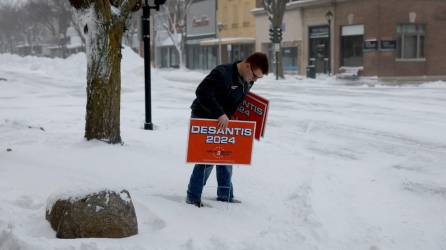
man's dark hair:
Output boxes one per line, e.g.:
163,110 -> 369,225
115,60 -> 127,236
245,52 -> 269,75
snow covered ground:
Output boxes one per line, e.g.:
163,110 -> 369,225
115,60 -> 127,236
1,49 -> 446,250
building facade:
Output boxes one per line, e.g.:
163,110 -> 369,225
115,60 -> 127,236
150,0 -> 446,79
152,9 -> 181,68
250,0 -> 446,79
207,0 -> 257,64
186,0 -> 218,70
334,0 -> 446,80
299,0 -> 334,74
252,1 -> 302,74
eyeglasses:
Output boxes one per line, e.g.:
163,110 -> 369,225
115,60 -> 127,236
250,64 -> 263,79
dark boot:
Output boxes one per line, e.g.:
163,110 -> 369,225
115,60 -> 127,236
186,198 -> 204,207
216,198 -> 241,203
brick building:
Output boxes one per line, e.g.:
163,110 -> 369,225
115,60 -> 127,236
334,0 -> 446,80
150,0 -> 446,79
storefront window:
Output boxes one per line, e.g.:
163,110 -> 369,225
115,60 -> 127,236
229,44 -> 254,62
282,47 -> 298,73
397,24 -> 425,59
341,25 -> 364,67
231,45 -> 241,61
186,45 -> 218,70
267,44 -> 299,74
240,44 -> 253,60
169,47 -> 179,68
187,45 -> 199,70
161,48 -> 168,68
207,46 -> 217,70
199,46 -> 206,69
341,36 -> 363,66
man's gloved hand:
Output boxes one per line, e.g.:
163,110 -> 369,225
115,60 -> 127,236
217,114 -> 229,129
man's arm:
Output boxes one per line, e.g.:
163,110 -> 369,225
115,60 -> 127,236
195,68 -> 226,118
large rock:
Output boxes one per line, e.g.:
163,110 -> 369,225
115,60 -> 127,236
46,189 -> 138,238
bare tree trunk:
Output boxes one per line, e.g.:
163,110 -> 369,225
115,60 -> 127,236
178,46 -> 186,70
72,18 -> 87,46
70,0 -> 141,144
178,33 -> 187,70
160,0 -> 191,70
180,14 -> 188,70
84,19 -> 123,143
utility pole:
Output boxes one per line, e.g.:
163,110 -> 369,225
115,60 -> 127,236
263,0 -> 287,80
269,27 -> 282,80
325,11 -> 333,76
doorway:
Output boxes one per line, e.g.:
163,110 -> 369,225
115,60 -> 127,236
340,25 -> 364,67
309,25 -> 329,73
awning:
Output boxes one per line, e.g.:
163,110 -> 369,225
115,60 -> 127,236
199,37 -> 255,46
342,25 -> 364,36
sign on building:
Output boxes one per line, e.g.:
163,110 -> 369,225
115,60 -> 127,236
380,40 -> 396,50
186,0 -> 216,38
363,39 -> 378,51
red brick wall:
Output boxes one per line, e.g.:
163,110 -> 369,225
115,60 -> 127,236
334,0 -> 446,77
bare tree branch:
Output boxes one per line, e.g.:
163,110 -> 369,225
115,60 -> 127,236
156,0 -> 192,69
69,0 -> 95,10
118,0 -> 142,18
108,0 -> 141,25
263,0 -> 274,21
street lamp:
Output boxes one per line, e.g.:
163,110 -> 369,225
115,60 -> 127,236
142,0 -> 166,130
325,10 -> 333,76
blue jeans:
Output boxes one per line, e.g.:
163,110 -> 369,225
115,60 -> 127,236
187,164 -> 234,202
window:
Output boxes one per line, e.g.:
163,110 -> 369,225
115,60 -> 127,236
161,48 -> 168,68
341,36 -> 363,66
397,24 -> 425,59
282,47 -> 298,73
169,47 -> 179,68
341,25 -> 364,67
243,2 -> 252,27
232,4 -> 239,26
207,46 -> 217,70
267,45 -> 298,73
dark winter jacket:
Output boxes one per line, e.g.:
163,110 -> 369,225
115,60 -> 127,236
190,61 -> 252,119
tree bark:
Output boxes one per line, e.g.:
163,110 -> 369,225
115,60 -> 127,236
84,22 -> 123,143
70,0 -> 141,144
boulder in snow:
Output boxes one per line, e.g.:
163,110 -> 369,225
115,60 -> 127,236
45,190 -> 138,238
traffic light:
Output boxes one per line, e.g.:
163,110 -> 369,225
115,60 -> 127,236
276,28 -> 282,42
269,28 -> 276,43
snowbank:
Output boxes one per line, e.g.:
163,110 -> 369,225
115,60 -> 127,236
1,51 -> 446,250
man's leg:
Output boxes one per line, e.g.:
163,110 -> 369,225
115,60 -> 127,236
187,164 -> 214,203
216,165 -> 234,201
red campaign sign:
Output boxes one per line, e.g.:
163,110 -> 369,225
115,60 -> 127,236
233,92 -> 269,140
186,119 -> 256,165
